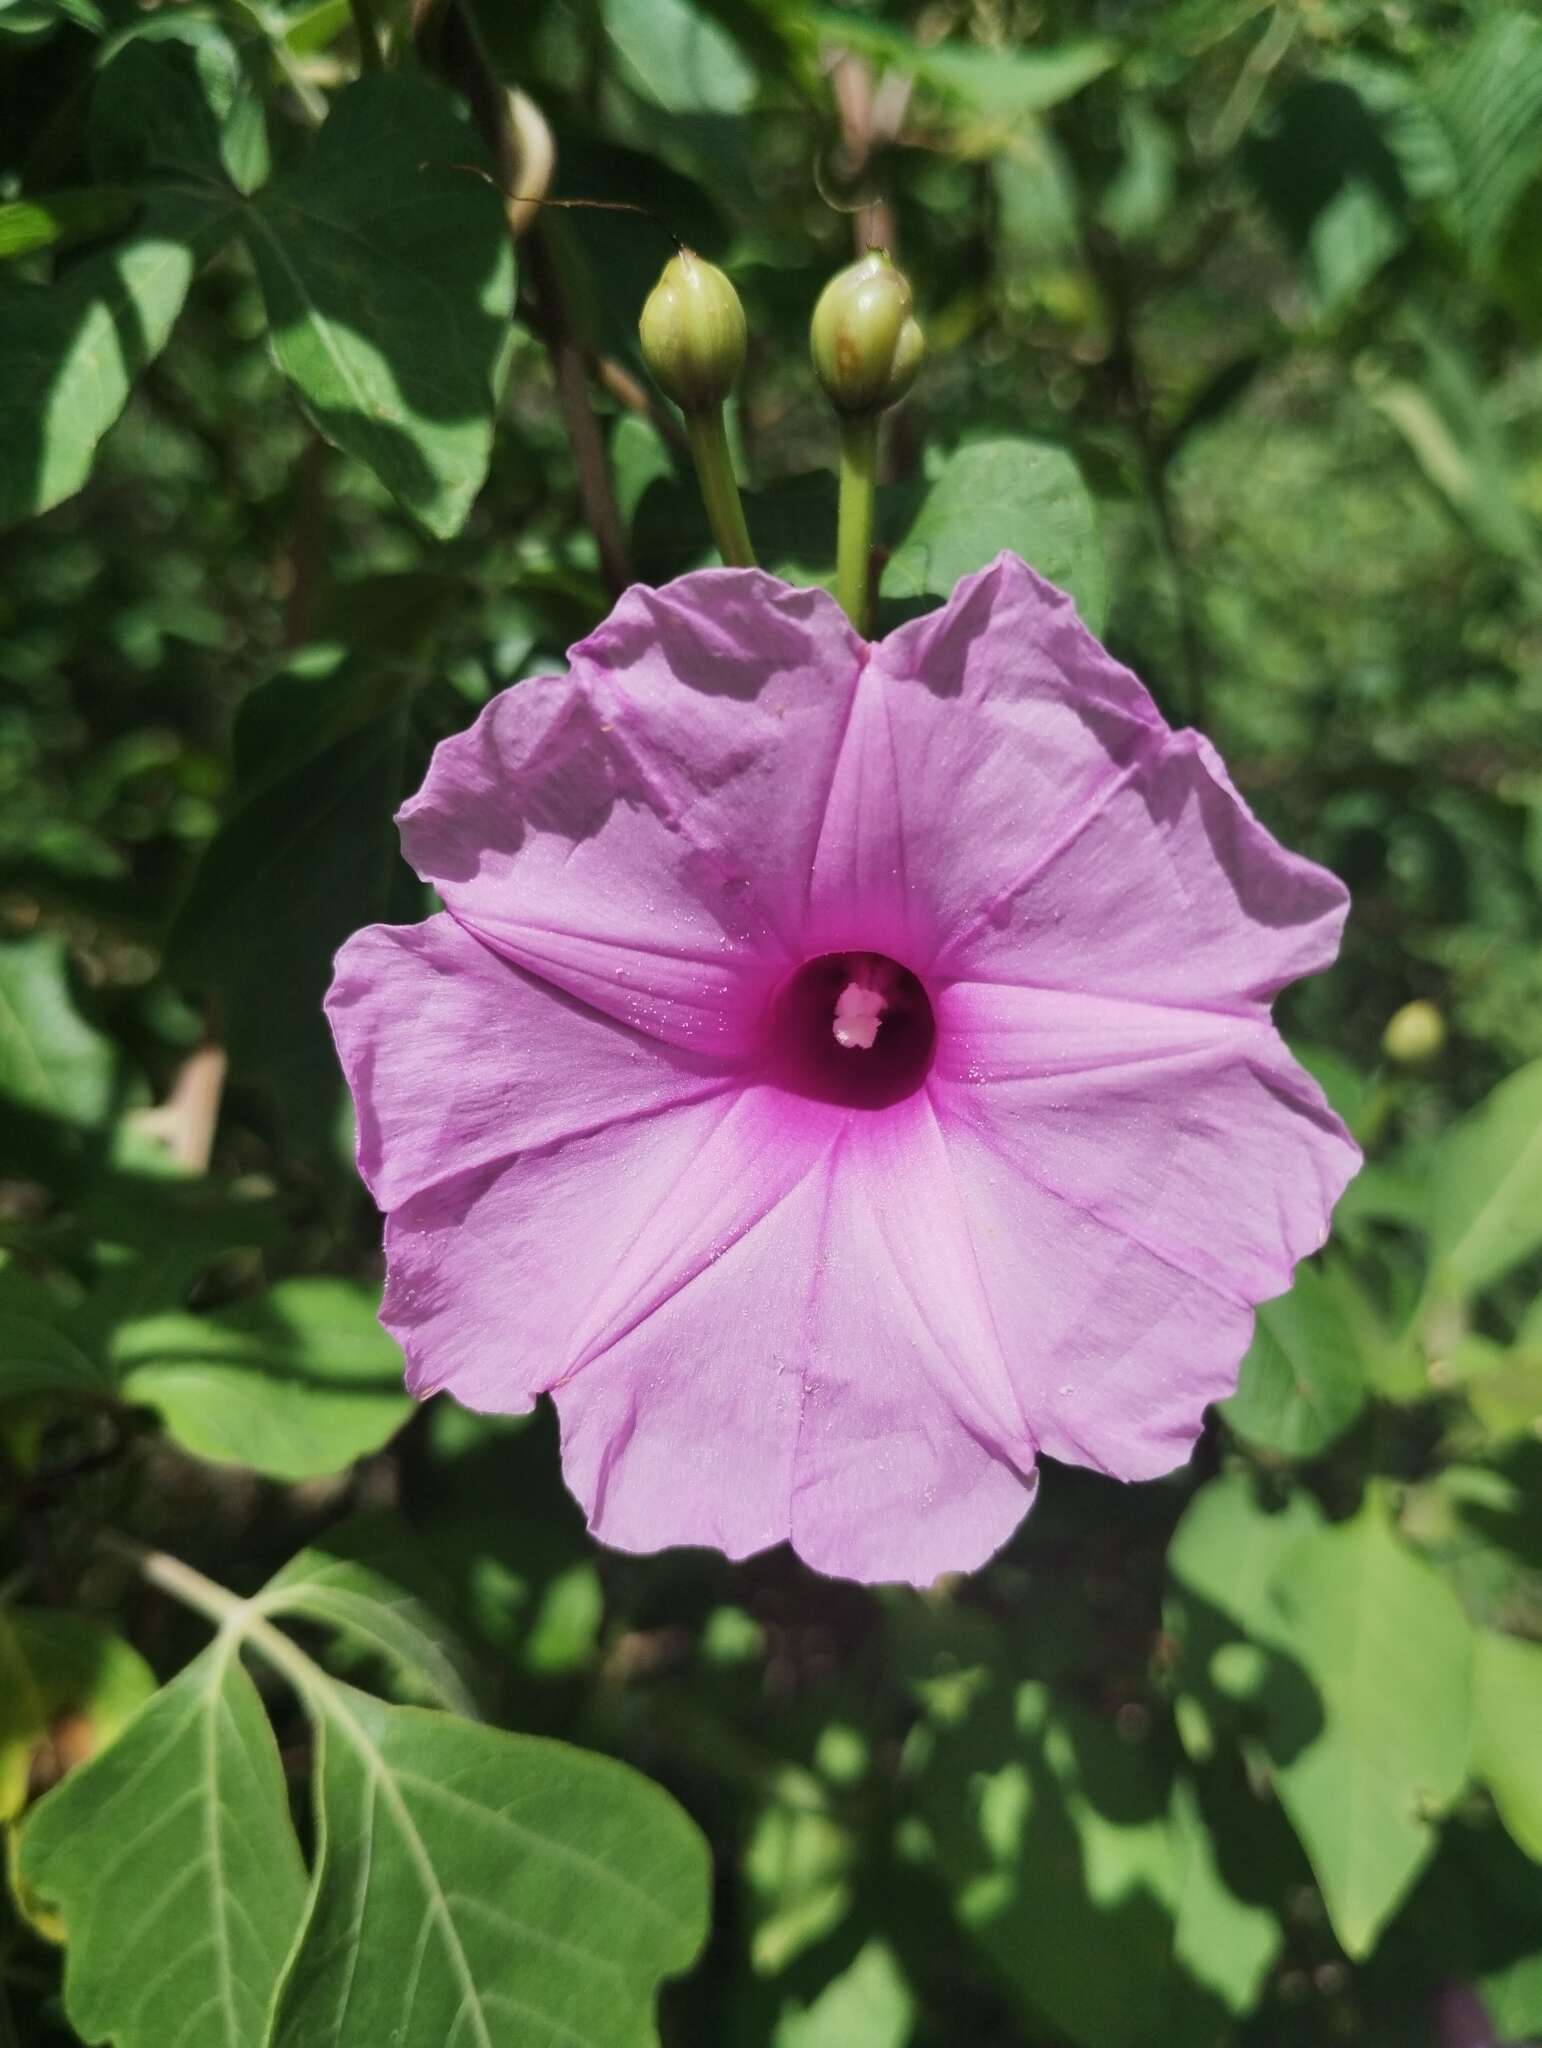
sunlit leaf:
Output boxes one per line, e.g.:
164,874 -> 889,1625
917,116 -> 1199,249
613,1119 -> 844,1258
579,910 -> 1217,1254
1265,1495 -> 1474,1957
272,1682 -> 711,2048
604,0 -> 756,116
0,189 -> 138,261
114,1276 -> 410,1481
880,437 -> 1107,633
19,1644 -> 309,2048
910,1682 -> 1191,2047
772,1941 -> 913,2048
0,936 -> 114,1141
0,196 -> 231,529
1222,1262 -> 1368,1458
255,1513 -> 483,1717
1167,1775 -> 1281,2017
0,1614 -> 44,1823
89,20 -> 269,195
1427,1058 -> 1542,1300
244,74 -> 515,539
1473,1630 -> 1542,1863
1437,13 -> 1542,263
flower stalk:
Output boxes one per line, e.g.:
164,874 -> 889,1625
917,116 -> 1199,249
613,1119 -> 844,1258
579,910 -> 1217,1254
810,250 -> 925,638
686,408 -> 756,569
835,412 -> 879,633
640,250 -> 757,570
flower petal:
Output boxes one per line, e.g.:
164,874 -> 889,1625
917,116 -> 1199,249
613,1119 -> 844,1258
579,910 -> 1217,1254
555,1092 -> 1037,1583
804,552 -> 1161,967
385,1082 -> 870,1576
325,914 -> 737,1211
783,1099 -> 1037,1584
940,721 -> 1348,1008
927,982 -> 1360,1478
395,572 -> 866,1052
384,1068 -> 1035,1581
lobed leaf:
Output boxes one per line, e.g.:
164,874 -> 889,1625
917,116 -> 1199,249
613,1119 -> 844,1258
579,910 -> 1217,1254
255,1514 -> 484,1718
272,1682 -> 712,2048
19,1643 -> 309,2048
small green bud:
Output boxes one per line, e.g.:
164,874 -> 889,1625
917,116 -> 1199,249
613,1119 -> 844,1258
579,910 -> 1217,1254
639,249 -> 746,413
1382,999 -> 1446,1065
810,249 -> 925,414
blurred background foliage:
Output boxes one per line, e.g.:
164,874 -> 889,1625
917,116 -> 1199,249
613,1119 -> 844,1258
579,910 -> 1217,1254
3,0 -> 1542,2043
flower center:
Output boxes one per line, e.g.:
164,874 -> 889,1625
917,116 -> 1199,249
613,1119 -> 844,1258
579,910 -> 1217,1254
767,951 -> 935,1108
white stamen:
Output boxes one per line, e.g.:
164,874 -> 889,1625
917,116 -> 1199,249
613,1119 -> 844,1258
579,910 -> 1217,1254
833,980 -> 887,1051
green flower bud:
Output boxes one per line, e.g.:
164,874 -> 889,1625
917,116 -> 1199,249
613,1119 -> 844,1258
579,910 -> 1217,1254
810,250 -> 925,414
639,249 -> 747,413
1382,999 -> 1446,1065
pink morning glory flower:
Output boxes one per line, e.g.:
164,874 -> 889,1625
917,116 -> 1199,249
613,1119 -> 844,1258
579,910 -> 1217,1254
326,554 -> 1358,1586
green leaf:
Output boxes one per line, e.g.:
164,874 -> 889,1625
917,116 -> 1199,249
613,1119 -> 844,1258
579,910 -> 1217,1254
1437,13 -> 1542,264
0,935 -> 115,1140
114,1276 -> 411,1481
0,1613 -> 44,1822
1365,315 -> 1541,571
255,1513 -> 483,1717
0,935 -> 121,1185
69,1171 -> 283,1345
772,1941 -> 913,2048
0,1294 -> 108,1409
1,1608 -> 157,1918
746,1793 -> 854,1974
805,16 -> 1113,139
243,73 -> 515,538
910,1681 -> 1193,2047
6,1610 -> 157,1754
90,20 -> 269,195
167,652 -> 419,1136
1169,1478 -> 1475,1956
604,0 -> 756,116
1473,1629 -> 1542,1863
1427,1058 -> 1542,1301
18,1643 -> 309,2048
0,193 -> 232,529
0,0 -> 102,37
1265,1495 -> 1474,1958
1483,1942 -> 1542,2042
1165,1469 -> 1324,1767
1221,1262 -> 1368,1458
414,1404 -> 605,1681
0,188 -> 139,261
1167,1774 -> 1281,2018
880,437 -> 1108,634
272,1682 -> 711,2048
1245,77 -> 1410,316
1099,103 -> 1177,244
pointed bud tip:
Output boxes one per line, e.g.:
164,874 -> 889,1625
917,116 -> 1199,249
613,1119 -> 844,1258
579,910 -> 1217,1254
810,249 -> 925,414
639,249 -> 747,413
